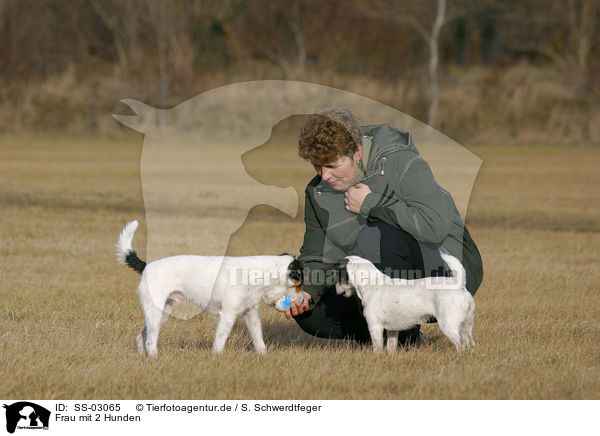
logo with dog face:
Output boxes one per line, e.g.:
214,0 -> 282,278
3,402 -> 50,433
112,81 -> 481,316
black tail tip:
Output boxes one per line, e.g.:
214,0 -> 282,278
125,250 -> 146,274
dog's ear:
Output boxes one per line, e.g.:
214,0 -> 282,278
282,254 -> 304,272
289,257 -> 304,271
332,260 -> 349,284
332,260 -> 354,297
335,258 -> 349,268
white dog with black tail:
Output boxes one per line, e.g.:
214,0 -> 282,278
335,253 -> 475,353
116,220 -> 304,356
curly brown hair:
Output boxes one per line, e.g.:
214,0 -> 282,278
298,108 -> 362,164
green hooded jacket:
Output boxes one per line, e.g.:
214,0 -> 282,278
299,124 -> 483,308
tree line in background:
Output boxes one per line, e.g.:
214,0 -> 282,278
0,0 -> 598,143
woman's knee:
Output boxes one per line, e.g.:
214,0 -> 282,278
292,291 -> 357,339
293,311 -> 323,337
352,221 -> 385,261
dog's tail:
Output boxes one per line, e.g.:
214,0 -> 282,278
440,251 -> 466,289
116,220 -> 146,274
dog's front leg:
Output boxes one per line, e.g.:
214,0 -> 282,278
243,307 -> 266,355
212,312 -> 237,354
364,312 -> 384,353
369,325 -> 385,352
386,330 -> 399,353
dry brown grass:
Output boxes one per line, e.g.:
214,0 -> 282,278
0,135 -> 599,399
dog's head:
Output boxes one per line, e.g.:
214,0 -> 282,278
333,258 -> 354,298
287,256 -> 305,292
262,254 -> 305,306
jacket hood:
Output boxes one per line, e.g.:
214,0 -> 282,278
361,124 -> 419,171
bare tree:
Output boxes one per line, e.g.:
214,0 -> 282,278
90,0 -> 132,77
548,0 -> 598,84
0,0 -> 6,34
568,0 -> 598,81
360,0 -> 452,128
233,0 -> 308,79
499,0 -> 599,87
285,0 -> 307,78
426,0 -> 446,129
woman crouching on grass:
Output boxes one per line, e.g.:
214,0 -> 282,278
284,107 -> 483,346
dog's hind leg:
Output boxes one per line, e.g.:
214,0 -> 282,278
459,314 -> 476,351
136,327 -> 147,355
160,302 -> 173,329
465,312 -> 475,349
136,280 -> 165,357
437,319 -> 462,352
159,292 -> 184,329
459,325 -> 470,351
137,290 -> 187,357
144,315 -> 162,357
212,312 -> 236,354
467,323 -> 475,349
147,291 -> 184,353
467,300 -> 476,349
140,299 -> 167,357
458,297 -> 475,351
386,330 -> 399,353
243,306 -> 266,355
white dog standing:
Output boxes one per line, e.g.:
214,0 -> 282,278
116,220 -> 304,356
335,253 -> 475,353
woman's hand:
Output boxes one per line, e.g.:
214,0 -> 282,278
284,292 -> 312,319
344,183 -> 372,213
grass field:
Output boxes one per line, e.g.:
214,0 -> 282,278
1,135 -> 599,399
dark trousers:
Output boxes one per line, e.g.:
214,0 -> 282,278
294,220 -> 449,344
